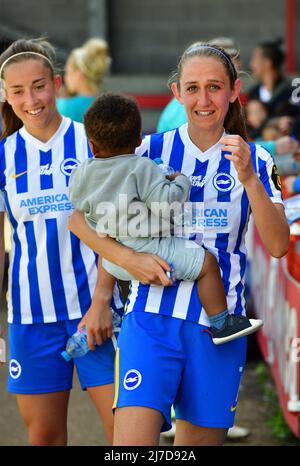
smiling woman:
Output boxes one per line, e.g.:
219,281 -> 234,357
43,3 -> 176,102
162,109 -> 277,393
0,38 -> 124,446
171,56 -> 240,151
3,59 -> 61,142
68,42 -> 289,446
170,42 -> 246,152
0,41 -> 59,141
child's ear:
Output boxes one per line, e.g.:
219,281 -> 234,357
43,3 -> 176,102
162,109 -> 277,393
89,140 -> 96,155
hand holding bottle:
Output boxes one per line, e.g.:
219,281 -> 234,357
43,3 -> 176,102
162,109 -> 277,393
61,310 -> 122,361
78,301 -> 113,350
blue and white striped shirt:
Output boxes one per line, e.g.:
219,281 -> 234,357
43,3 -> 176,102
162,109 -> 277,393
125,124 -> 283,326
0,117 -> 123,324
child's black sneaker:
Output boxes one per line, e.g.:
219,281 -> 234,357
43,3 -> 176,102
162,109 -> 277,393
211,314 -> 263,345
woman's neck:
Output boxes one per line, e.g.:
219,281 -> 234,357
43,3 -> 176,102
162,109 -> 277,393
24,112 -> 63,143
187,125 -> 224,152
75,80 -> 98,97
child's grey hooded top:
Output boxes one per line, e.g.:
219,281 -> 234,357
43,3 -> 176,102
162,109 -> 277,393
69,154 -> 191,239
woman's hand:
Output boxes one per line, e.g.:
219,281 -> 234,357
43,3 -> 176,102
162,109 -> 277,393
166,171 -> 182,181
124,250 -> 173,286
78,300 -> 113,351
68,211 -> 173,286
220,135 -> 256,186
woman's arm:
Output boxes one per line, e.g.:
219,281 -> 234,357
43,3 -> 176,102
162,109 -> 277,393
77,258 -> 116,350
242,179 -> 289,257
221,135 -> 290,258
68,210 -> 172,286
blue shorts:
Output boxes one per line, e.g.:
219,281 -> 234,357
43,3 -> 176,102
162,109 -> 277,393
8,319 -> 117,394
113,312 -> 247,432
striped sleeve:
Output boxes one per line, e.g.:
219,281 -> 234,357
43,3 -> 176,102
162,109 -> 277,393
135,134 -> 151,157
256,144 -> 284,205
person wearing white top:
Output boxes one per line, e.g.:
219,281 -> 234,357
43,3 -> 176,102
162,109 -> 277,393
0,38 -> 123,446
69,42 -> 289,446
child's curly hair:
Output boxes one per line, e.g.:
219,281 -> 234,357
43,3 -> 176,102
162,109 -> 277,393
84,92 -> 142,154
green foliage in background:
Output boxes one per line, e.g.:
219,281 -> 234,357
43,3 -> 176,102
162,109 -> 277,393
255,362 -> 293,441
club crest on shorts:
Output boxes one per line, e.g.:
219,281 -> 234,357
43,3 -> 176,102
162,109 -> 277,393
123,369 -> 142,390
60,158 -> 80,177
213,173 -> 235,192
9,359 -> 22,379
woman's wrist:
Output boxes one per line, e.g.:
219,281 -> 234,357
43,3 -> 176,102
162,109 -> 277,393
116,246 -> 135,268
242,173 -> 260,190
92,288 -> 113,306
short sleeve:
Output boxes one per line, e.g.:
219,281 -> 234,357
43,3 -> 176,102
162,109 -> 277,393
135,135 -> 151,158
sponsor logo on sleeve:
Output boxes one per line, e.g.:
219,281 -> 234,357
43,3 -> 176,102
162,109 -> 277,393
271,164 -> 282,192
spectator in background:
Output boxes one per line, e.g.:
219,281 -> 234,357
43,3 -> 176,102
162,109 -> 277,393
157,37 -> 240,133
57,38 -> 111,123
247,41 -> 300,162
278,103 -> 300,195
275,102 -> 300,138
260,106 -> 299,142
254,103 -> 300,159
245,98 -> 270,139
248,38 -> 299,117
255,132 -> 300,159
261,118 -> 282,141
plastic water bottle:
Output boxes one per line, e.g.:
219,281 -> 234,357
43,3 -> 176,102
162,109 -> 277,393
112,310 -> 122,331
153,157 -> 175,176
166,263 -> 177,281
61,311 -> 123,362
61,326 -> 89,361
